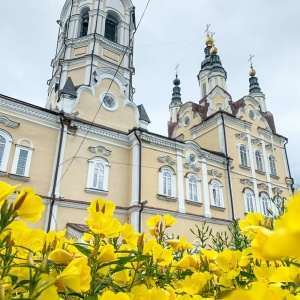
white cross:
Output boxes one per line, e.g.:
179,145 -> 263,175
175,63 -> 180,76
248,54 -> 254,67
205,24 -> 211,36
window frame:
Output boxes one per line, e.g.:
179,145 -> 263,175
0,130 -> 13,173
11,142 -> 33,178
243,188 -> 255,213
255,150 -> 263,172
79,7 -> 90,38
104,14 -> 119,42
239,144 -> 248,167
209,179 -> 224,208
185,173 -> 201,203
269,155 -> 277,176
158,166 -> 176,199
86,157 -> 110,195
260,192 -> 270,216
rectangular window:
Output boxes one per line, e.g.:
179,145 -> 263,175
16,149 -> 28,176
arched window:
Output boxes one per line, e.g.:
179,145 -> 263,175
243,188 -> 255,213
105,14 -> 119,42
86,157 -> 110,194
79,8 -> 90,37
158,166 -> 176,198
239,144 -> 248,167
255,150 -> 263,171
186,173 -> 201,203
11,139 -> 34,179
269,155 -> 277,176
209,179 -> 224,207
0,130 -> 13,172
261,193 -> 270,216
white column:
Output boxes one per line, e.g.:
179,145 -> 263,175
130,139 -> 140,206
131,211 -> 139,232
201,157 -> 211,218
246,129 -> 260,212
176,150 -> 185,213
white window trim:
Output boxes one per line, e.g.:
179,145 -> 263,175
11,144 -> 33,178
254,150 -> 264,172
260,192 -> 270,216
99,92 -> 119,111
0,130 -> 13,172
86,157 -> 110,195
243,188 -> 255,213
185,173 -> 201,203
209,179 -> 224,208
239,144 -> 248,168
268,155 -> 277,176
158,166 -> 176,199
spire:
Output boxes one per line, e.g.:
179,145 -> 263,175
58,77 -> 77,100
248,55 -> 262,94
169,64 -> 182,123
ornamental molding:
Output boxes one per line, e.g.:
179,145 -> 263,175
257,183 -> 268,190
272,187 -> 283,194
251,138 -> 262,147
75,122 -> 130,144
207,169 -> 222,178
240,179 -> 254,186
140,133 -> 185,151
184,163 -> 201,172
265,144 -> 273,151
184,141 -> 202,158
235,133 -> 248,142
0,115 -> 20,128
0,98 -> 58,124
89,145 -> 111,156
258,128 -> 272,139
223,113 -> 252,129
157,156 -> 176,165
202,150 -> 227,165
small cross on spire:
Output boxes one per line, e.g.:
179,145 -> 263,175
205,24 -> 211,37
175,63 -> 180,77
248,54 -> 255,67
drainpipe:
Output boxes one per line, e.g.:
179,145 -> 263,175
47,113 -> 65,232
134,130 -> 143,232
220,112 -> 235,220
283,138 -> 294,194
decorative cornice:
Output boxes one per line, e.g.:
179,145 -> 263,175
0,98 -> 58,124
223,113 -> 252,129
207,169 -> 222,178
265,144 -> 273,151
184,163 -> 201,172
0,115 -> 20,128
240,178 -> 253,186
202,150 -> 227,165
157,156 -> 176,165
257,183 -> 268,190
251,138 -> 262,147
75,122 -> 130,144
140,133 -> 185,151
184,141 -> 203,157
235,133 -> 248,142
190,113 -> 220,135
89,145 -> 111,156
272,187 -> 283,194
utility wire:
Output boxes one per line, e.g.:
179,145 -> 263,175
56,0 -> 151,187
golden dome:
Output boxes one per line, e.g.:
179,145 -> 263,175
249,66 -> 256,77
205,36 -> 213,47
210,44 -> 218,55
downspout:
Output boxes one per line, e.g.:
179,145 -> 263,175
134,130 -> 143,232
129,7 -> 137,101
220,112 -> 235,220
283,138 -> 294,194
47,113 -> 65,232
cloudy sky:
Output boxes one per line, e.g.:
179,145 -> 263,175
0,0 -> 299,189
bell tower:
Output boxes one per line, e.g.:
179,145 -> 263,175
46,0 -> 136,113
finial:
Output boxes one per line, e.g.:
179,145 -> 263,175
175,63 -> 180,77
248,54 -> 256,76
205,24 -> 214,47
210,40 -> 218,55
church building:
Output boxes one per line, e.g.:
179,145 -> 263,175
0,0 -> 294,240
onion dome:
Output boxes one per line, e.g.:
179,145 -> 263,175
210,44 -> 218,55
249,65 -> 256,77
205,36 -> 213,47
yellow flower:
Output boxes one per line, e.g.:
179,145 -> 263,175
177,272 -> 211,295
121,223 -> 140,250
112,269 -> 131,287
49,249 -> 73,265
179,237 -> 193,250
239,212 -> 265,230
152,243 -> 173,266
98,244 -> 116,264
168,239 -> 181,251
129,284 -> 150,300
88,198 -> 116,217
200,248 -> 218,261
56,257 -> 91,292
13,187 -> 45,222
146,214 -> 161,227
164,214 -> 177,228
99,291 -> 130,300
148,287 -> 170,300
85,212 -> 122,238
253,265 -> 275,283
0,182 -> 19,203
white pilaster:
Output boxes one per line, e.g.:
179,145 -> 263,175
201,157 -> 211,218
130,139 -> 140,206
176,150 -> 185,213
131,211 -> 139,232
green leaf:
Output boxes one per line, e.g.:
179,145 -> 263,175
71,243 -> 92,257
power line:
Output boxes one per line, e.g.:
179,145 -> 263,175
56,1 -> 151,187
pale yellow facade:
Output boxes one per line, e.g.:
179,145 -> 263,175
0,0 -> 294,244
